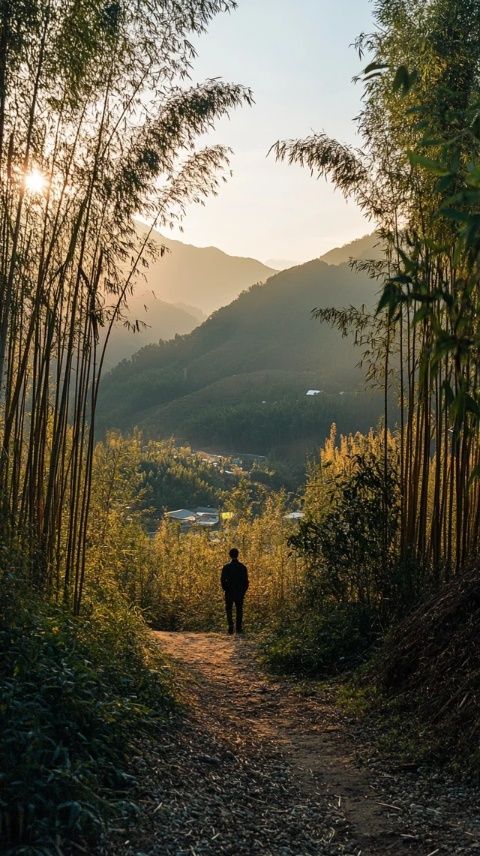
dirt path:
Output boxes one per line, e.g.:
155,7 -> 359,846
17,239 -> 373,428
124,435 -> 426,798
158,631 -> 396,854
104,632 -> 480,856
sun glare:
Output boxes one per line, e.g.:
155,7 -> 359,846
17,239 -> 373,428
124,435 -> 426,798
25,168 -> 46,194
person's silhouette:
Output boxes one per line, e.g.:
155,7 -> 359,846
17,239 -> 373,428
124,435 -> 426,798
221,548 -> 249,634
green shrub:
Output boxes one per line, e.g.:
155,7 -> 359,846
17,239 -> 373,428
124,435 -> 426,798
261,603 -> 380,676
0,581 -> 174,854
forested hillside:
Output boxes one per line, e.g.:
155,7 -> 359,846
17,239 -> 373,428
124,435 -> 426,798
102,298 -> 202,369
319,232 -> 382,266
97,257 -> 385,460
105,224 -> 274,366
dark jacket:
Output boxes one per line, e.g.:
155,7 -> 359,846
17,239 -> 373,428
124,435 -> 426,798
221,559 -> 249,596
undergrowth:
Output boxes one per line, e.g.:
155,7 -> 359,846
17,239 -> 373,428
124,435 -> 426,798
373,566 -> 480,776
334,679 -> 435,768
261,567 -> 480,776
0,578 -> 175,854
260,603 -> 381,676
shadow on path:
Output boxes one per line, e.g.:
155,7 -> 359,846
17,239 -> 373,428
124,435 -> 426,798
103,631 -> 480,856
152,632 -> 417,855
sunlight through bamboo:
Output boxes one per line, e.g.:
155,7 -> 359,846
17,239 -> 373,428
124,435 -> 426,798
24,168 -> 46,195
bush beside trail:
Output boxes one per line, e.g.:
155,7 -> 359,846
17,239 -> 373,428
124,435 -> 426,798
0,583 -> 175,854
261,602 -> 381,677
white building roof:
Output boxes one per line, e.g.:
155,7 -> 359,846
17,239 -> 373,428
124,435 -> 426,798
166,509 -> 196,521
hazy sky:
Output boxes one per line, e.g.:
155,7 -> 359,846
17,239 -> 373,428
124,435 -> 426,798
168,0 -> 374,266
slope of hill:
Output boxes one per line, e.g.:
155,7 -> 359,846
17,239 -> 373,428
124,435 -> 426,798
265,258 -> 296,270
134,222 -> 274,315
97,258 -> 385,461
319,232 -> 382,266
105,225 -> 274,367
103,298 -> 202,370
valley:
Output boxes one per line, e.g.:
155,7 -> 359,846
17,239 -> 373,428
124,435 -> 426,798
98,239 -> 388,470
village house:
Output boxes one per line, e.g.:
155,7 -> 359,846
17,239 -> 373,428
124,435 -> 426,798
164,507 -> 221,530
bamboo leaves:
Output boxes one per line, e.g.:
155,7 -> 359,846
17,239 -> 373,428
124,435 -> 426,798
272,134 -> 369,202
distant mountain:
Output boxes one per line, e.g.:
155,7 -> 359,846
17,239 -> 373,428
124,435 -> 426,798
104,225 -> 275,367
265,258 -> 296,270
103,298 -> 202,370
134,222 -> 274,315
97,257 -> 387,463
106,230 -> 382,371
319,232 -> 382,266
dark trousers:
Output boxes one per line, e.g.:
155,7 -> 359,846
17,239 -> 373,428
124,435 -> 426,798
225,592 -> 244,633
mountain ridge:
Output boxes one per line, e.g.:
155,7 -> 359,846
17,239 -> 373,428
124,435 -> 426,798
107,229 -> 381,369
134,222 -> 275,314
318,232 -> 381,266
106,224 -> 276,366
97,252 -> 385,462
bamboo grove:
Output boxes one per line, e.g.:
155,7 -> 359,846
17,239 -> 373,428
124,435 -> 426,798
0,0 -> 251,612
275,0 -> 480,586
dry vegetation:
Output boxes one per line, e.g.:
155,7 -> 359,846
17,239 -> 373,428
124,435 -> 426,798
377,566 -> 480,766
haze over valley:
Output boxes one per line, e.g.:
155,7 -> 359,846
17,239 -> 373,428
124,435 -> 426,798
104,224 -> 276,367
99,232 -> 387,473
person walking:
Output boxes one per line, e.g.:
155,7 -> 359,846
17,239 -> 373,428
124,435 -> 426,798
221,548 -> 249,635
